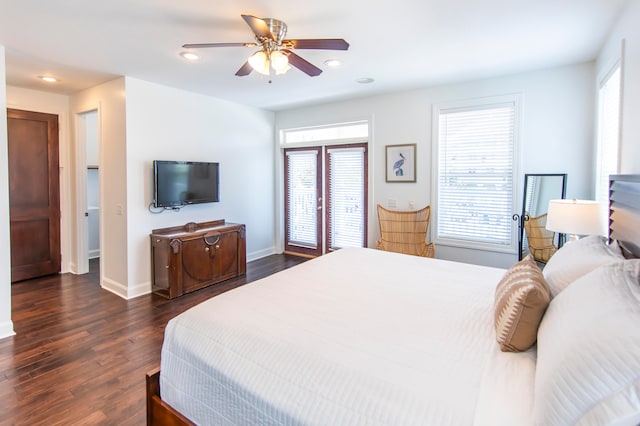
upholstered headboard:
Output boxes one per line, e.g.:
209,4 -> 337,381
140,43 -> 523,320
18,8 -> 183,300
609,174 -> 640,258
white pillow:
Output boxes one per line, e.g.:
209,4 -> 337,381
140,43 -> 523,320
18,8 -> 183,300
533,259 -> 640,425
543,235 -> 624,297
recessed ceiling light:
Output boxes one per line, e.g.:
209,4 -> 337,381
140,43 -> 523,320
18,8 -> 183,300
324,59 -> 341,67
180,51 -> 200,61
38,75 -> 58,83
356,77 -> 375,84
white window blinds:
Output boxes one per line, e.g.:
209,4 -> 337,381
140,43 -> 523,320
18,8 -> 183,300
327,146 -> 366,249
286,150 -> 319,248
435,100 -> 517,250
595,64 -> 621,216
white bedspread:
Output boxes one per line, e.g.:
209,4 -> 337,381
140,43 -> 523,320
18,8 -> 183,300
160,247 -> 536,425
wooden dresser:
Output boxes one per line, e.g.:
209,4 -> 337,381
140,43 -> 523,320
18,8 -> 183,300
150,220 -> 246,299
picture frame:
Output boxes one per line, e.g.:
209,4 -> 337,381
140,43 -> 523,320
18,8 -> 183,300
385,144 -> 416,182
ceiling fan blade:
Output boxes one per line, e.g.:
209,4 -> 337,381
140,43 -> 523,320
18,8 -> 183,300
182,42 -> 257,49
283,39 -> 349,50
241,14 -> 273,40
235,61 -> 253,76
282,50 -> 322,77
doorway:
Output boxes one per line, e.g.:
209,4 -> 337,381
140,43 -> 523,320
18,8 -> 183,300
76,109 -> 100,275
284,143 -> 368,257
7,109 -> 61,282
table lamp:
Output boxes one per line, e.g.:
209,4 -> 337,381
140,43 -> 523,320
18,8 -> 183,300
546,199 -> 605,242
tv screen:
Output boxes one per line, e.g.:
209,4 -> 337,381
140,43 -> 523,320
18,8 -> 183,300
153,160 -> 219,207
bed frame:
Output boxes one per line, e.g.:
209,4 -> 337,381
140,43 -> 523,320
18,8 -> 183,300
609,174 -> 640,258
146,174 -> 640,425
146,367 -> 194,426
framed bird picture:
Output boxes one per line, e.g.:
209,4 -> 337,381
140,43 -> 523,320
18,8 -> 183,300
385,144 -> 416,182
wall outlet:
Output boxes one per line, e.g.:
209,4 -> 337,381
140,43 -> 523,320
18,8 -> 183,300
408,200 -> 415,209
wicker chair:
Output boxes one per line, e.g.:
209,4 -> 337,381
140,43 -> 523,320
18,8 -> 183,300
524,212 -> 557,263
376,204 -> 435,258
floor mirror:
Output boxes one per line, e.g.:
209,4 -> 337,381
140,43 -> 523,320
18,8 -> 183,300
513,173 -> 567,262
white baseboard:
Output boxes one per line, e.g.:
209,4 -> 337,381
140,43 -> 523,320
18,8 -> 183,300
126,281 -> 152,299
99,247 -> 278,301
88,250 -> 100,259
247,246 -> 277,262
0,320 -> 16,340
101,276 -> 151,300
100,276 -> 128,299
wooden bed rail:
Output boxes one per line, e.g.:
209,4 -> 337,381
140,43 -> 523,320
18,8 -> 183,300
146,367 -> 194,426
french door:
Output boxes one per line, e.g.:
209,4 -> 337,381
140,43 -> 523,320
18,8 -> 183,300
284,143 -> 368,257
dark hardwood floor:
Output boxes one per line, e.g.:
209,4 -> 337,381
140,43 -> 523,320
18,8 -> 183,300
0,254 -> 306,425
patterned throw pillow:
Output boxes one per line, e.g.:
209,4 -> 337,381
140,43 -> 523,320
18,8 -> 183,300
494,255 -> 551,352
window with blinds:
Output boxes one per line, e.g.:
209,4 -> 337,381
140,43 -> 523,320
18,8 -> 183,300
434,96 -> 519,251
286,149 -> 320,249
282,121 -> 368,145
595,64 -> 621,218
327,145 -> 367,250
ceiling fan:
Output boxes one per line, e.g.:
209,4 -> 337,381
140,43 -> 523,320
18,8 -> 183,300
182,14 -> 349,77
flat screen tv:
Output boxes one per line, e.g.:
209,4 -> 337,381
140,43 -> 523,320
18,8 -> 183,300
153,160 -> 219,208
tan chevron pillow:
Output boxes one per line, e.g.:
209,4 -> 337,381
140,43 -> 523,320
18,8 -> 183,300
494,255 -> 550,352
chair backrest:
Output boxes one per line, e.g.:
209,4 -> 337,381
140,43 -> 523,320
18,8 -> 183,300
376,204 -> 432,256
524,212 -> 557,263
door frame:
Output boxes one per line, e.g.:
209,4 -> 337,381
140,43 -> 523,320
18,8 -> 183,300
284,143 -> 369,257
283,146 -> 323,257
74,104 -> 102,276
324,143 -> 369,252
7,108 -> 61,281
6,98 -> 71,275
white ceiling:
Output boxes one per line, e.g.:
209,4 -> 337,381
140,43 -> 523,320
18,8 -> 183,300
0,0 -> 629,111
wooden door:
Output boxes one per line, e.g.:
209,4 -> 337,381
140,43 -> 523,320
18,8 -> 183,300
8,109 -> 61,282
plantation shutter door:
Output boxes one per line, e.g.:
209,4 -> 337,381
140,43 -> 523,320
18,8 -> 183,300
437,103 -> 515,247
285,148 -> 322,255
326,145 -> 367,250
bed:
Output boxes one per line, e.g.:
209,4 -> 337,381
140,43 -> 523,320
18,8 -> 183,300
147,174 -> 640,426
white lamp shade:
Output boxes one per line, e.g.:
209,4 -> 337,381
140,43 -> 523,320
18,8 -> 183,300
248,51 -> 270,75
270,50 -> 289,72
546,199 -> 606,237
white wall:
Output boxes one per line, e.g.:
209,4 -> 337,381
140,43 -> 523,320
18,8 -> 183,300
3,76 -> 275,301
70,78 -> 128,296
0,45 -> 14,339
123,77 -> 276,298
598,0 -> 640,173
5,86 -> 72,274
276,62 -> 595,268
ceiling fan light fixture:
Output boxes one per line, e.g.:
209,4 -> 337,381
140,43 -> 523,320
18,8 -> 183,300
183,14 -> 349,78
270,50 -> 289,73
274,64 -> 291,75
248,50 -> 270,75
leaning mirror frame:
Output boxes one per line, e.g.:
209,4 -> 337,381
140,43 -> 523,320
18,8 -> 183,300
513,173 -> 567,262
